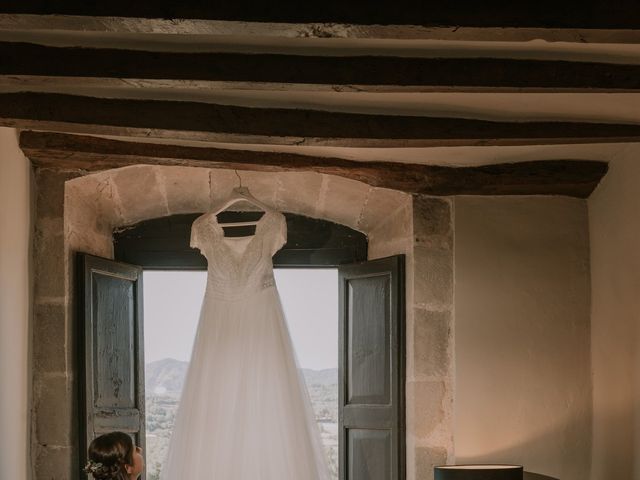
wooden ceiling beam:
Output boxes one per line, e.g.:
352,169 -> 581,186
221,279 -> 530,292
2,42 -> 640,92
1,15 -> 639,43
3,93 -> 640,147
19,131 -> 608,198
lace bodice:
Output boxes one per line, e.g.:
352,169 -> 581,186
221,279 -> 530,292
190,210 -> 286,300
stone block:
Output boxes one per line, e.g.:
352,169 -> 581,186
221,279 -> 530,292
415,446 -> 448,480
408,380 -> 449,441
318,175 -> 370,230
209,169 -> 237,203
158,166 -> 211,214
414,233 -> 453,251
414,246 -> 453,307
368,202 -> 413,243
35,445 -> 75,480
210,169 -> 280,211
33,303 -> 66,374
110,166 -> 169,225
413,196 -> 452,249
407,380 -> 446,439
65,191 -> 101,233
413,196 -> 451,236
65,173 -> 122,231
274,171 -> 323,218
36,169 -> 81,219
67,227 -> 113,258
368,235 -> 411,260
35,375 -> 73,446
34,217 -> 65,299
358,187 -> 410,233
413,309 -> 452,378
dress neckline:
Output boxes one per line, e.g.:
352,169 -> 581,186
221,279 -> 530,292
207,210 -> 277,257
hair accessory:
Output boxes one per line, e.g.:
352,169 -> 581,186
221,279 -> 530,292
84,460 -> 104,474
83,459 -> 121,478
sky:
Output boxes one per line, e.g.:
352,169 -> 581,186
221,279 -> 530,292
143,268 -> 338,370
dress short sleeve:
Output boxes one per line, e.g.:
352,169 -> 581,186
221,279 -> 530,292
271,214 -> 287,255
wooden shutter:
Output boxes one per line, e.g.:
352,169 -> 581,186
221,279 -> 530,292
338,255 -> 405,480
77,253 -> 145,477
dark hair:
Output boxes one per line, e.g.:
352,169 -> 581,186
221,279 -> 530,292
84,431 -> 134,480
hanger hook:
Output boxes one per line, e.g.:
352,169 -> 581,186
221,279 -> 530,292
234,169 -> 243,188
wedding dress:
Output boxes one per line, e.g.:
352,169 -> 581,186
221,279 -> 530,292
160,210 -> 331,480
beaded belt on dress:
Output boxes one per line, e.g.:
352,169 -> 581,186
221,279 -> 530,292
204,274 -> 276,301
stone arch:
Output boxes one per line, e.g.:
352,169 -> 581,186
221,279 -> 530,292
64,165 -> 413,261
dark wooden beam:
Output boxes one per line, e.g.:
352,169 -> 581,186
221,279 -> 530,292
19,131 -> 608,198
4,93 -> 640,147
1,0 -> 640,29
2,42 -> 640,92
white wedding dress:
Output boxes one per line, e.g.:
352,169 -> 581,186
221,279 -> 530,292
160,210 -> 331,480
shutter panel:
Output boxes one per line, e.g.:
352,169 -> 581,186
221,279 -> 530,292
77,253 -> 145,477
338,255 -> 405,480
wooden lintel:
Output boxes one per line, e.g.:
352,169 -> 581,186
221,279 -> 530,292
19,131 -> 609,198
2,42 -> 640,92
3,93 -> 640,148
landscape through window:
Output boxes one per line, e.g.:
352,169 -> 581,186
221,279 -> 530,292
143,269 -> 339,480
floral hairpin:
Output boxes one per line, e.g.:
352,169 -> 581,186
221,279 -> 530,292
83,459 -> 104,475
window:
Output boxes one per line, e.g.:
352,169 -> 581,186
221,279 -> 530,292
143,269 -> 339,479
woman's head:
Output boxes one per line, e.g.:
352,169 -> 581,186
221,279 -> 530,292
84,431 -> 144,480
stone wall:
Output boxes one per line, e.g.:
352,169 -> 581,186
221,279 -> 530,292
408,197 -> 455,477
32,168 -> 83,478
31,164 -> 455,480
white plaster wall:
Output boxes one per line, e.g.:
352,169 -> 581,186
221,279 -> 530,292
589,145 -> 640,480
454,196 -> 592,480
0,127 -> 32,480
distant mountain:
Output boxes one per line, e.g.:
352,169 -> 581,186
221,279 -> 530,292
301,368 -> 338,386
145,360 -> 339,480
145,358 -> 338,395
146,358 -> 189,395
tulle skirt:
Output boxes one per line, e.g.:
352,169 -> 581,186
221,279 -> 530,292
160,285 -> 330,480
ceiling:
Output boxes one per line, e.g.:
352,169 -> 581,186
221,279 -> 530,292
1,4 -> 639,194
